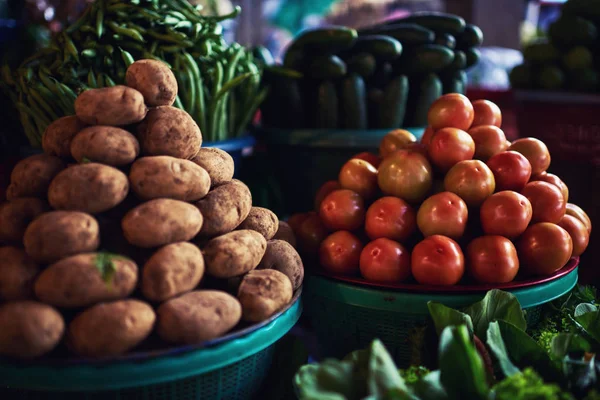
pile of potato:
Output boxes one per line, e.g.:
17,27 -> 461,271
0,59 -> 303,360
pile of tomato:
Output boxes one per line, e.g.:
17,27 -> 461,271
288,93 -> 592,286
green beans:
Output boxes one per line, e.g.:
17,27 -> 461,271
107,21 -> 145,42
96,2 -> 104,38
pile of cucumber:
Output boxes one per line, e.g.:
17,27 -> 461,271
259,12 -> 483,130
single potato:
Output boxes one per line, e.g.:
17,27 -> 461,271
0,198 -> 48,243
34,253 -> 138,308
142,242 -> 205,302
237,207 -> 279,240
70,126 -> 140,166
258,240 -> 304,290
238,269 -> 293,322
203,230 -> 267,278
24,211 -> 100,264
190,148 -> 234,187
156,290 -> 241,344
129,156 -> 210,202
272,221 -> 297,248
122,198 -> 203,248
126,59 -> 178,107
137,106 -> 201,159
0,301 -> 64,359
74,86 -> 147,126
67,299 -> 155,358
42,115 -> 87,157
195,179 -> 252,237
48,163 -> 129,214
6,154 -> 65,200
0,247 -> 40,301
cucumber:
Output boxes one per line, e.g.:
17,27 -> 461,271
457,24 -> 483,48
307,55 -> 347,79
548,16 -> 597,48
522,41 -> 559,64
283,47 -> 305,70
394,44 -> 454,74
434,32 -> 456,49
562,0 -> 600,23
345,52 -> 377,78
261,72 -> 305,129
448,50 -> 467,70
465,47 -> 481,68
567,68 -> 599,92
315,81 -> 339,129
252,46 -> 274,66
407,73 -> 442,127
351,35 -> 403,61
290,26 -> 358,53
340,73 -> 367,129
369,62 -> 393,88
264,65 -> 303,79
367,88 -> 385,129
358,23 -> 434,46
390,12 -> 466,35
376,75 -> 409,129
442,70 -> 467,95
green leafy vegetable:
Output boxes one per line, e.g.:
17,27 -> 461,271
410,370 -> 449,400
575,304 -> 598,318
400,366 -> 431,385
294,364 -> 349,400
366,340 -> 412,398
550,333 -> 591,360
427,301 -> 474,336
575,311 -> 600,344
463,289 -> 527,339
491,367 -> 574,400
486,321 -> 521,377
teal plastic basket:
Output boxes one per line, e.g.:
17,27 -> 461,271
0,291 -> 302,400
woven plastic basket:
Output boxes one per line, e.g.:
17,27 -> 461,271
0,290 -> 302,400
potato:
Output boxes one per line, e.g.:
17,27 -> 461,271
195,179 -> 252,237
157,290 -> 241,344
0,198 -> 48,243
190,148 -> 234,187
272,221 -> 297,248
0,301 -> 64,359
137,106 -> 201,159
203,230 -> 267,278
48,163 -> 129,214
142,242 -> 205,302
126,59 -> 178,107
6,154 -> 65,200
129,156 -> 210,202
237,207 -> 279,240
122,198 -> 203,248
24,211 -> 100,264
42,115 -> 87,158
67,299 -> 155,357
34,253 -> 138,308
74,86 -> 147,126
0,247 -> 40,301
70,126 -> 140,166
258,240 -> 304,290
237,269 -> 293,322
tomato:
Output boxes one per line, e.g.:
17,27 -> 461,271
518,222 -> 573,276
295,213 -> 329,257
471,99 -> 502,128
416,192 -> 468,240
427,93 -> 475,131
521,181 -> 566,224
314,181 -> 342,211
444,160 -> 495,206
379,129 -> 417,158
486,151 -> 532,192
421,126 -> 435,147
558,215 -> 590,257
352,152 -> 381,168
288,212 -> 313,233
401,142 -> 429,156
468,125 -> 508,161
359,238 -> 411,282
467,236 -> 519,284
377,149 -> 433,204
319,189 -> 365,231
428,127 -> 475,172
480,191 -> 533,239
530,172 -> 569,203
339,159 -> 379,200
319,231 -> 363,275
411,235 -> 465,285
508,138 -> 551,175
365,196 -> 416,241
566,203 -> 592,234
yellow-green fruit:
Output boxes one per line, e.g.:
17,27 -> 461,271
562,46 -> 593,70
537,65 -> 565,90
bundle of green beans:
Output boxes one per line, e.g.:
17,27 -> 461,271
0,0 -> 266,146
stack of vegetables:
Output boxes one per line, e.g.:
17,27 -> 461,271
260,12 -> 483,130
0,0 -> 265,146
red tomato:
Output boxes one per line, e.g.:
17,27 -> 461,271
359,238 -> 411,282
467,236 -> 519,284
480,191 -> 533,239
521,181 -> 566,224
566,203 -> 592,234
379,129 -> 417,158
319,231 -> 363,275
401,142 -> 429,156
530,172 -> 569,203
486,151 -> 532,192
421,126 -> 435,148
365,196 -> 416,241
558,215 -> 590,257
471,99 -> 502,128
508,138 -> 551,175
353,152 -> 381,168
428,127 -> 475,172
468,125 -> 508,161
427,93 -> 475,131
444,160 -> 496,206
417,192 -> 468,240
339,159 -> 379,200
518,222 -> 573,276
314,181 -> 342,211
295,213 -> 329,257
411,235 -> 465,285
288,212 -> 312,233
377,149 -> 433,204
319,189 -> 365,231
